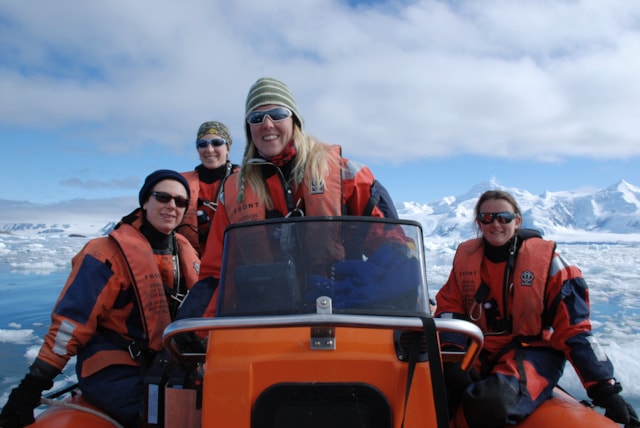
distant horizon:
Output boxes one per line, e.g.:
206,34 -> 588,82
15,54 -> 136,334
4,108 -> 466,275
2,178 -> 640,245
1,159 -> 638,207
0,176 -> 637,206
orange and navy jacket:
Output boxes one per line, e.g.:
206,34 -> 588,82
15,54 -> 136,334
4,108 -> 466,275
435,235 -> 614,388
36,211 -> 200,379
177,163 -> 239,256
200,144 -> 389,280
183,144 -> 399,319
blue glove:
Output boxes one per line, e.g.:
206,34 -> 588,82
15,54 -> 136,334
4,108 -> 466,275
307,244 -> 420,309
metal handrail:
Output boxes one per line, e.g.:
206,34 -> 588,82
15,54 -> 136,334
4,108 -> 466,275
163,314 -> 483,370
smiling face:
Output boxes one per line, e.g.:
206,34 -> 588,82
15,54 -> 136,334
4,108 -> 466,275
197,133 -> 229,169
476,198 -> 522,246
143,179 -> 189,234
248,104 -> 294,158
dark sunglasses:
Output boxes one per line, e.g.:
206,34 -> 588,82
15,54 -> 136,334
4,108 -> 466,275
150,191 -> 189,208
196,138 -> 227,149
247,107 -> 293,125
477,211 -> 519,225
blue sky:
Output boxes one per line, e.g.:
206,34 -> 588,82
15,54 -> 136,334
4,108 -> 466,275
2,1 -> 640,206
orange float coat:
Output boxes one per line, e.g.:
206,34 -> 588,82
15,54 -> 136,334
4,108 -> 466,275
199,144 -> 387,280
435,236 -> 615,388
177,162 -> 238,256
36,211 -> 200,379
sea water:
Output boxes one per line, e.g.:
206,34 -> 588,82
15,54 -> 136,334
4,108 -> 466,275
0,266 -> 79,405
1,241 -> 640,413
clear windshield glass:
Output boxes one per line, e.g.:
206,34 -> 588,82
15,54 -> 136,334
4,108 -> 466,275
216,217 -> 429,317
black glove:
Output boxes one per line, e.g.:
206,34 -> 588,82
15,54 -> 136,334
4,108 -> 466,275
443,362 -> 473,417
0,372 -> 53,428
588,380 -> 639,425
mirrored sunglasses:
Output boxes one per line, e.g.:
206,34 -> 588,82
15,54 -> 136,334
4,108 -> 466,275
196,138 -> 227,149
477,211 -> 519,225
150,191 -> 189,208
246,107 -> 293,125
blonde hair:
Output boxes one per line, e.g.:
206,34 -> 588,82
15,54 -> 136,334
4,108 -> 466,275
236,124 -> 337,210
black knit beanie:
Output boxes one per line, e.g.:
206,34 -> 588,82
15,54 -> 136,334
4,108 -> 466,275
138,169 -> 191,206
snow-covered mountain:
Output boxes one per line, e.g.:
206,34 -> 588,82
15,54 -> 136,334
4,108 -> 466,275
398,179 -> 640,244
2,180 -> 640,243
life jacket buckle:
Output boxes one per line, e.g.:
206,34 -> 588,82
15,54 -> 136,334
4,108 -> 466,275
128,340 -> 144,360
202,200 -> 218,212
171,292 -> 186,304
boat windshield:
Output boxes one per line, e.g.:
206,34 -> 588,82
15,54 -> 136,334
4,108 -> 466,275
216,216 -> 429,317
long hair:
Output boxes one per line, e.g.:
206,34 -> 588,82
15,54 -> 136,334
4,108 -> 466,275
236,123 -> 337,210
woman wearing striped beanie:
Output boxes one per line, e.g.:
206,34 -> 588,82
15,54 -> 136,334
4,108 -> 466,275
178,76 -> 403,319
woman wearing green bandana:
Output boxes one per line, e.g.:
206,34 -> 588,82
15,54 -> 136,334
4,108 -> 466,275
177,120 -> 240,257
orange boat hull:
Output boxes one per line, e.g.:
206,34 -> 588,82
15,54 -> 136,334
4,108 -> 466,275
202,327 -> 438,427
32,327 -> 617,428
30,394 -> 119,428
199,327 -> 616,428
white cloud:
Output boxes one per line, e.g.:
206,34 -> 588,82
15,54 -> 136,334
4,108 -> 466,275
2,0 -> 640,164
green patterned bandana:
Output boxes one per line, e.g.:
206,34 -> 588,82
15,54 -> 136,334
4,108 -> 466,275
196,121 -> 232,147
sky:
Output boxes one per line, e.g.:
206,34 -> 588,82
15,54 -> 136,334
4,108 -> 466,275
2,0 -> 640,206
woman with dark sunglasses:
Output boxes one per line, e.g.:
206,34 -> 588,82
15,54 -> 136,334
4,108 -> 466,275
435,190 -> 638,427
177,121 -> 240,257
0,170 -> 201,428
177,76 -> 405,320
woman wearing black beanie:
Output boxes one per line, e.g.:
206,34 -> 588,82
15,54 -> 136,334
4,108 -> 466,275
0,169 -> 200,428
